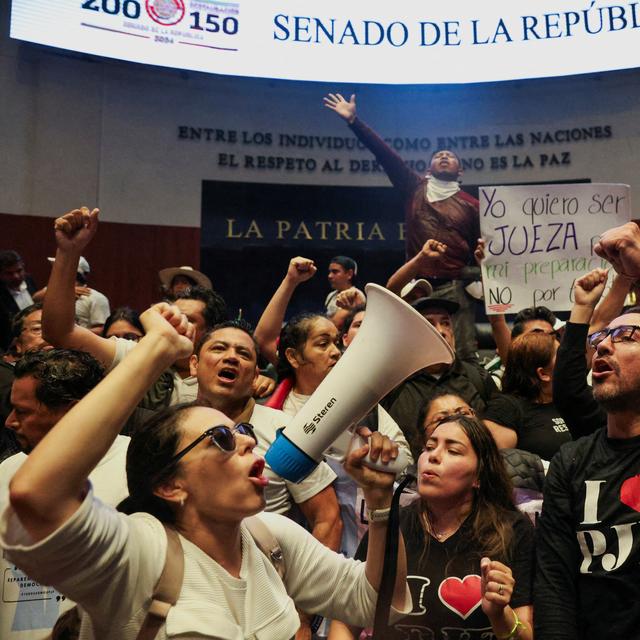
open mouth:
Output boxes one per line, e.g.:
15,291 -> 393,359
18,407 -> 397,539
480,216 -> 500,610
218,368 -> 238,382
248,458 -> 269,487
592,358 -> 615,380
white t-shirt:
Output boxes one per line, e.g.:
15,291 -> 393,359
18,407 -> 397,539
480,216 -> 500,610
324,287 -> 366,318
281,392 -> 413,558
9,281 -> 33,312
251,404 -> 336,515
0,489 -> 384,640
0,435 -> 129,640
108,339 -> 198,406
170,373 -> 199,405
75,289 -> 110,328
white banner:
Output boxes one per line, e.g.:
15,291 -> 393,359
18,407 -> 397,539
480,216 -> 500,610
9,0 -> 640,84
479,183 -> 631,314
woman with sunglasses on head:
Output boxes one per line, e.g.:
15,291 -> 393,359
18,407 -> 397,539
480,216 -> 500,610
482,332 -> 571,461
419,391 -> 476,440
329,414 -> 534,640
1,303 -> 410,640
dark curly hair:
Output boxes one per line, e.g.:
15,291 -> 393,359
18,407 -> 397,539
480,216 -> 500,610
14,348 -> 104,409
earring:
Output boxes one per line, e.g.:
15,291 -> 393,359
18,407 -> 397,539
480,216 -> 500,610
179,497 -> 185,508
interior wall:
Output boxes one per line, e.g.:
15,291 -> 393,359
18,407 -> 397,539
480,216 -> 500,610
2,1 -> 640,310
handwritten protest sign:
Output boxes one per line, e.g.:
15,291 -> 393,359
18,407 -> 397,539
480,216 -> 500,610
479,183 -> 631,314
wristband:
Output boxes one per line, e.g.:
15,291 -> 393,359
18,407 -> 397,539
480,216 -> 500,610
366,507 -> 391,523
496,610 -> 525,639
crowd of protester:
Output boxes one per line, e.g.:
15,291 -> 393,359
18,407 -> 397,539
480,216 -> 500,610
0,204 -> 638,640
1,96 -> 640,639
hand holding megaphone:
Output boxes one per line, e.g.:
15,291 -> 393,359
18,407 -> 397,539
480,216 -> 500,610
343,427 -> 402,487
265,284 -> 454,483
324,426 -> 409,477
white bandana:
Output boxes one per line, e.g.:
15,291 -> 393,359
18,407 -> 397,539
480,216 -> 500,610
425,176 -> 460,203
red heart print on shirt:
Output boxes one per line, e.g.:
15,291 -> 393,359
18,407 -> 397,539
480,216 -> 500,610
438,574 -> 482,619
620,475 -> 640,512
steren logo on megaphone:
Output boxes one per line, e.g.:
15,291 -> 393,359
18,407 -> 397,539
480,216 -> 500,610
302,397 -> 337,435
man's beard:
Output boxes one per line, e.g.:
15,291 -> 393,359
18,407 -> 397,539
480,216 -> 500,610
593,383 -> 639,413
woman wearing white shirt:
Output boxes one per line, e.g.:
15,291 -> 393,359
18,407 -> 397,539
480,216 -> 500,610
1,220 -> 408,640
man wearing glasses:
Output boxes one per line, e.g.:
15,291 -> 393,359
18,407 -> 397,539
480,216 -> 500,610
536,264 -> 640,639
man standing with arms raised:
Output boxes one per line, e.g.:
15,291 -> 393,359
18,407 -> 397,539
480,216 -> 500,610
324,93 -> 480,360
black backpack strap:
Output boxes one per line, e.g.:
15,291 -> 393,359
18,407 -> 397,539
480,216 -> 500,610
371,475 -> 413,639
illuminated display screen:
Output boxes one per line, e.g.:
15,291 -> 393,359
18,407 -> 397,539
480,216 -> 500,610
10,1 -> 640,84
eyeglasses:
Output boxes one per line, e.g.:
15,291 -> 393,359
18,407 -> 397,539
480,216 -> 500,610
426,407 -> 476,430
163,423 -> 257,471
588,325 -> 640,348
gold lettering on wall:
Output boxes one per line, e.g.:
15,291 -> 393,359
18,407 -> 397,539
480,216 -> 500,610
293,221 -> 312,240
335,222 -> 351,240
368,223 -> 385,241
226,218 -> 243,238
315,221 -> 331,240
245,220 -> 264,239
276,220 -> 291,239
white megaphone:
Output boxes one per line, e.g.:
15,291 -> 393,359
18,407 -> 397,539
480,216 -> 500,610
265,283 -> 454,482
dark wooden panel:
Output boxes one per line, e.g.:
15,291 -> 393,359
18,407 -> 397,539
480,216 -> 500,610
0,213 -> 201,312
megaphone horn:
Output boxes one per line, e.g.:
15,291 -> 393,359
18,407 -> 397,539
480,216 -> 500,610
265,283 -> 454,482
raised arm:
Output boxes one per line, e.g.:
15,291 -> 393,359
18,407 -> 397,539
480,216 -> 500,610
323,92 -> 357,124
42,208 -> 116,368
330,286 -> 367,330
254,257 -> 317,365
589,272 -> 634,333
553,269 -> 608,438
594,221 -> 640,278
386,239 -> 447,295
323,93 -> 420,194
9,304 -> 194,541
475,239 -> 511,360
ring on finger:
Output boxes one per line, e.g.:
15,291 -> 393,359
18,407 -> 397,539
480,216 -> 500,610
498,584 -> 504,596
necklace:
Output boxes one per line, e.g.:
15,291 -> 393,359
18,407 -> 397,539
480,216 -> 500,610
422,510 -> 466,541
432,527 -> 456,540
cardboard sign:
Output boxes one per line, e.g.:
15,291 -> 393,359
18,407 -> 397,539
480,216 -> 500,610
479,183 -> 631,314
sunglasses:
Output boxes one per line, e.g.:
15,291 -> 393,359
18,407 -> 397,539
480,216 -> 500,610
588,324 -> 640,348
162,423 -> 258,474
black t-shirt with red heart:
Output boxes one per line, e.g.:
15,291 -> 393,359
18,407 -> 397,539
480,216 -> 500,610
357,502 -> 534,639
535,428 -> 640,639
